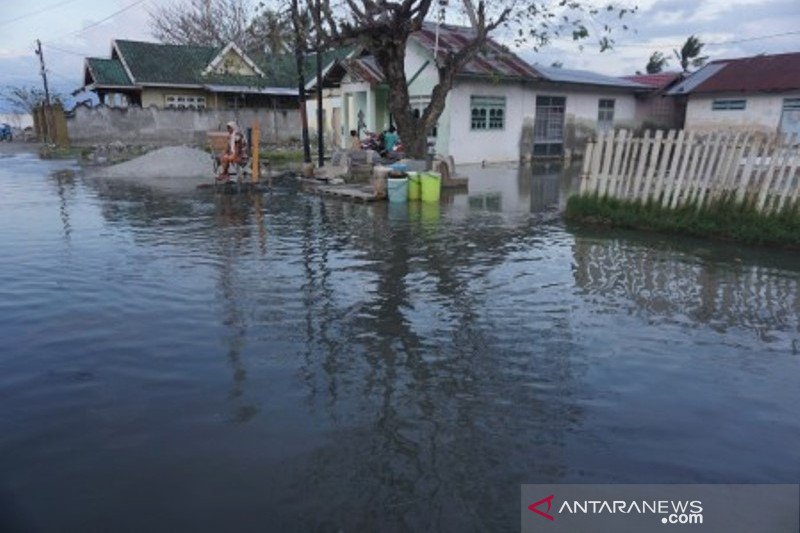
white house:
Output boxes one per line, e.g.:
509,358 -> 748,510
666,52 -> 800,136
308,23 -> 649,164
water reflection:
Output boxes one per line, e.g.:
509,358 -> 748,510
572,234 -> 800,347
452,161 -> 580,215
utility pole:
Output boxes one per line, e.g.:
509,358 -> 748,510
314,0 -> 324,168
35,39 -> 52,143
291,0 -> 311,164
35,40 -> 51,106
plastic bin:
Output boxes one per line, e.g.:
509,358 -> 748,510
407,172 -> 421,201
420,172 -> 441,203
387,177 -> 409,203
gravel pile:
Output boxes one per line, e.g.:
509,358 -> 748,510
97,146 -> 213,192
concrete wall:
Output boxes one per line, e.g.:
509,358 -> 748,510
67,104 -> 301,145
685,92 -> 800,133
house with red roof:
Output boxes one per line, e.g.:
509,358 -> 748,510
310,23 -> 652,164
666,52 -> 800,135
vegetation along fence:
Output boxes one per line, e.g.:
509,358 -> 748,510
579,130 -> 800,214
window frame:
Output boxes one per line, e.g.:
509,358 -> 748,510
470,95 -> 506,131
711,99 -> 746,111
597,98 -> 615,132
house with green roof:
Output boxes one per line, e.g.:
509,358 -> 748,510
79,40 -> 302,110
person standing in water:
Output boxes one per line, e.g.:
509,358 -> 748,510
217,121 -> 246,181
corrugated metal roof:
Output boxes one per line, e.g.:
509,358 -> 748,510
666,52 -> 800,95
621,72 -> 682,89
536,65 -> 648,89
204,85 -> 297,95
666,63 -> 726,95
412,23 -> 542,81
342,56 -> 385,85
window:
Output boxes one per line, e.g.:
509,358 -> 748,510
533,95 -> 566,157
783,98 -> 800,111
597,98 -> 615,132
712,99 -> 746,111
165,95 -> 206,109
470,96 -> 505,130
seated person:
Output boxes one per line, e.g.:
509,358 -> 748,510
383,125 -> 399,154
349,129 -> 361,151
217,121 -> 246,181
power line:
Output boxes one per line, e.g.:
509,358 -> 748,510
45,0 -> 149,43
614,30 -> 800,49
45,43 -> 94,57
0,0 -> 82,28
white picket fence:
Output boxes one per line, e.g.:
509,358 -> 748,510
579,130 -> 800,213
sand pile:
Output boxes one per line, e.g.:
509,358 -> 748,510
102,146 -> 211,179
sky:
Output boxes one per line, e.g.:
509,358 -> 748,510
0,0 -> 798,112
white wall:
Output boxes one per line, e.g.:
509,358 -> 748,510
444,81 -> 639,164
685,93 -> 799,132
445,80 -> 534,164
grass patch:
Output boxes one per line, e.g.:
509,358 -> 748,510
261,150 -> 304,165
38,145 -> 84,160
565,194 -> 800,248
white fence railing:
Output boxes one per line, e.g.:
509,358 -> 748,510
579,130 -> 800,213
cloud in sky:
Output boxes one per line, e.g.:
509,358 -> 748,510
0,0 -> 797,102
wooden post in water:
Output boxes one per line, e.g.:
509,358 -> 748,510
251,119 -> 260,184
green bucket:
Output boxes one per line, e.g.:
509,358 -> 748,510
407,172 -> 422,201
420,172 -> 441,203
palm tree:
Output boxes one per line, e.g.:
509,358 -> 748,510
645,51 -> 670,74
673,35 -> 709,73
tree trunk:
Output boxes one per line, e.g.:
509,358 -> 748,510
372,34 -> 453,160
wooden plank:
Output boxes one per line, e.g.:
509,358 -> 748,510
630,130 -> 652,202
692,131 -> 723,208
737,136 -> 764,205
765,133 -> 796,213
608,130 -> 628,199
676,131 -> 705,208
756,133 -> 786,212
622,137 -> 642,199
590,132 -> 606,195
657,130 -> 682,205
598,130 -> 616,196
775,134 -> 800,213
641,129 -> 664,203
785,145 -> 800,211
721,132 -> 750,203
665,130 -> 693,208
580,141 -> 594,194
710,132 -> 741,203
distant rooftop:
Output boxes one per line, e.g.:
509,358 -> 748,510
667,52 -> 800,95
535,65 -> 648,90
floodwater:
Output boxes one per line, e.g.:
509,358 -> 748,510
1,152 -> 799,532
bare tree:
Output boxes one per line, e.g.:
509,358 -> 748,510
308,1 -> 634,158
149,0 -> 289,54
2,85 -> 62,114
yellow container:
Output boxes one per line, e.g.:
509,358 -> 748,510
407,172 -> 421,200
420,172 -> 441,203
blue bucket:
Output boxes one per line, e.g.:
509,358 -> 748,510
387,177 -> 408,203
